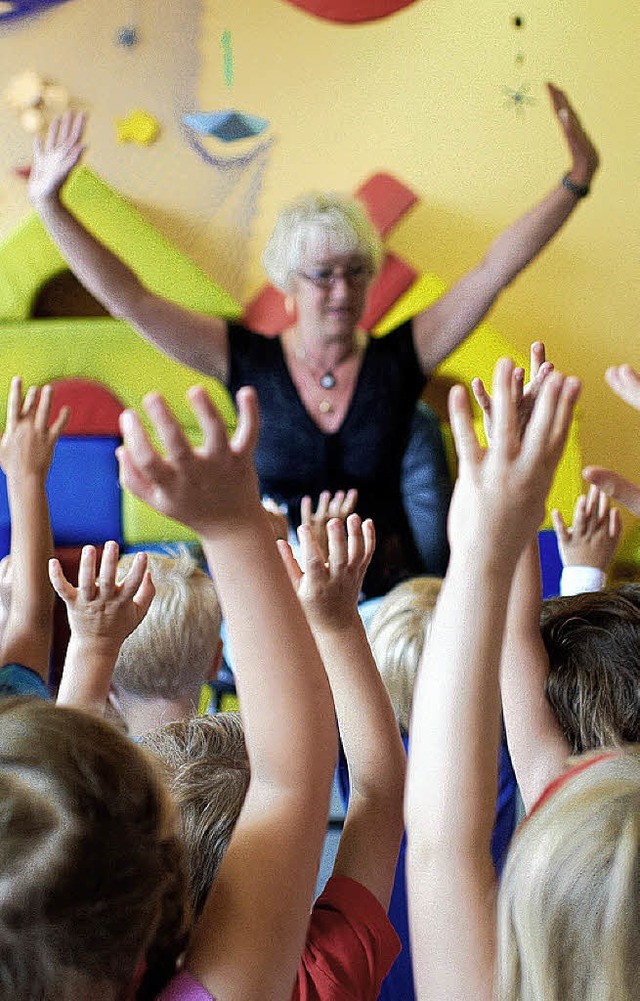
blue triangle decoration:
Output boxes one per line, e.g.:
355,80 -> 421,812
182,110 -> 269,142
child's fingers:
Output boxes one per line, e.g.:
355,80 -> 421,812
549,376 -> 581,454
119,410 -> 168,494
48,557 -> 75,602
529,341 -> 546,381
583,483 -> 599,522
470,377 -> 491,416
132,569 -> 156,619
98,540 -> 120,595
49,404 -> 71,440
343,487 -> 358,517
327,491 -> 345,519
448,385 -> 482,466
21,384 -> 39,416
6,376 -> 22,427
551,508 -> 570,546
571,494 -> 587,536
276,538 -> 303,590
490,358 -> 517,459
230,386 -> 259,455
361,518 -> 376,569
327,517 -> 348,575
314,491 -> 331,521
344,513 -> 363,569
77,544 -> 98,601
118,550 -> 149,599
596,487 -> 610,524
605,364 -> 640,412
116,445 -> 157,506
300,495 -> 312,524
512,367 -> 525,408
297,524 -> 326,584
34,384 -> 53,432
146,391 -> 194,460
609,506 -> 622,542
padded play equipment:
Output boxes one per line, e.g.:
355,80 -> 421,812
0,165 -> 241,550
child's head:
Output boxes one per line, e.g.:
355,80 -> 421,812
497,748 -> 640,1001
112,547 -> 222,703
541,584 -> 640,753
367,576 -> 442,733
0,697 -> 188,1000
141,713 -> 250,917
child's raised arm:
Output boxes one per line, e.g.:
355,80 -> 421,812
52,541 -> 154,715
0,378 -> 69,678
406,360 -> 580,1001
118,385 -> 337,1001
280,514 -> 406,912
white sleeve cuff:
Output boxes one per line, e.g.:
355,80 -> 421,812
560,565 -> 606,596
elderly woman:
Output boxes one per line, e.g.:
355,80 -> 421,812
29,83 -> 598,597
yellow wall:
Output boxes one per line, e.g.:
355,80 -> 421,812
1,1 -> 640,521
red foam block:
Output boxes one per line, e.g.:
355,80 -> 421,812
356,172 -> 419,237
359,253 -> 417,330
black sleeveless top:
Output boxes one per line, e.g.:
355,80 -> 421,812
227,321 -> 427,597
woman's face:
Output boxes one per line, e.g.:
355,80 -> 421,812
291,248 -> 372,338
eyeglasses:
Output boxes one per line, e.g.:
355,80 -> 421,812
296,264 -> 371,289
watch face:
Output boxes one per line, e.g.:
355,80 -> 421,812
280,0 -> 420,25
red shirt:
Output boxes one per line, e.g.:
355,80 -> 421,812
293,875 -> 401,1000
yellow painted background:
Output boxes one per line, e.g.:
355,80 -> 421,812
1,1 -> 639,535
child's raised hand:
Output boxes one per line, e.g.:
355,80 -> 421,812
117,385 -> 261,536
278,513 -> 375,630
552,486 -> 621,572
0,377 -> 69,480
28,111 -> 86,205
471,341 -> 554,444
449,359 -> 580,561
300,489 -> 359,562
50,541 -> 155,654
582,364 -> 640,516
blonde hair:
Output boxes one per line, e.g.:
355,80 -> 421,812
141,713 -> 249,917
367,576 -> 442,733
262,192 -> 383,293
497,748 -> 640,1001
0,697 -> 189,1000
113,547 -> 222,701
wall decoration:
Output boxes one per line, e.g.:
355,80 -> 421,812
0,0 -> 73,24
116,108 -> 161,145
183,110 -> 269,143
221,29 -> 233,87
279,0 -> 421,24
502,82 -> 535,114
3,68 -> 70,133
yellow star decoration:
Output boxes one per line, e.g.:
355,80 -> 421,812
116,109 -> 161,146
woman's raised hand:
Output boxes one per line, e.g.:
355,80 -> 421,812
547,82 -> 599,187
29,111 -> 87,205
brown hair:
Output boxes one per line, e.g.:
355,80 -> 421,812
141,713 -> 250,917
541,584 -> 640,753
0,698 -> 189,1000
